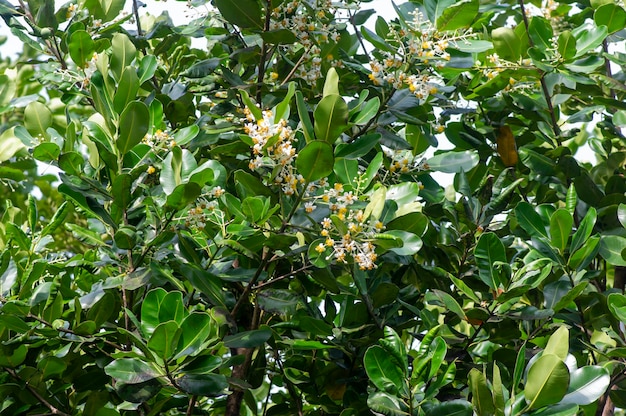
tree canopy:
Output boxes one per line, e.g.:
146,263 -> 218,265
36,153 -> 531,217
1,0 -> 626,415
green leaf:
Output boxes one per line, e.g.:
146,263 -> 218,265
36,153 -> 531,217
452,39 -> 493,53
469,368 -> 495,416
511,258 -> 552,289
104,359 -> 160,384
113,66 -> 140,115
214,0 -> 262,29
0,74 -> 16,108
475,232 -> 507,290
112,173 -> 132,209
138,55 -> 158,84
431,290 -> 465,320
366,391 -> 408,416
148,321 -> 182,360
599,235 -> 626,266
110,33 -> 136,81
314,94 -> 349,143
141,288 -> 168,337
558,31 -> 577,60
386,230 -> 422,256
553,281 -> 587,312
68,30 -> 95,67
426,150 -> 479,173
492,27 -> 521,61
24,101 -> 52,139
0,259 -> 17,297
295,91 -> 315,143
561,366 -> 610,405
0,127 -> 27,162
528,17 -> 553,51
550,209 -> 573,254
571,207 -> 596,254
380,326 -> 407,373
515,202 -> 548,239
568,236 -> 600,271
117,101 -> 149,155
436,0 -> 478,31
257,289 -> 299,314
574,24 -> 608,58
224,328 -> 272,348
594,4 -> 626,34
524,354 -> 570,409
351,97 -> 380,125
364,345 -> 406,395
274,81 -> 296,122
33,142 -> 60,162
295,141 -> 334,182
175,312 -> 215,359
178,373 -> 228,396
424,400 -> 472,416
323,67 -> 340,97
41,201 -> 72,237
424,0 -> 456,23
607,293 -> 626,322
544,326 -> 569,360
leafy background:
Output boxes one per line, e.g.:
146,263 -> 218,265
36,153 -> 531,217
1,0 -> 626,415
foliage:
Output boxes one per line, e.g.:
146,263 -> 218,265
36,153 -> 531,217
1,0 -> 626,414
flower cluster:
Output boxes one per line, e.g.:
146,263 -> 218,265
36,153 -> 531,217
383,149 -> 430,177
243,107 -> 302,195
304,182 -> 383,270
269,0 -> 344,83
315,205 -> 384,270
142,129 -> 175,149
185,186 -> 226,230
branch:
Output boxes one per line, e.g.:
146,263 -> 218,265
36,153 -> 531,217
517,0 -> 560,138
132,0 -> 143,37
5,367 -> 70,416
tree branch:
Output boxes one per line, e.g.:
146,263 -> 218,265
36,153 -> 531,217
5,367 -> 70,416
517,0 -> 561,138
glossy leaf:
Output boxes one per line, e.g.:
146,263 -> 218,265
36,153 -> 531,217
296,141 -> 334,182
117,101 -> 149,155
475,232 -> 506,290
426,150 -> 479,173
104,359 -> 160,384
314,94 -> 349,143
174,312 -> 215,358
224,328 -> 272,348
214,0 -> 262,29
469,368 -> 495,416
550,209 -> 573,253
436,0 -> 478,30
364,345 -> 406,394
524,354 -> 570,409
561,366 -> 610,405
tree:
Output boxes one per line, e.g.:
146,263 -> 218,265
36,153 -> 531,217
1,0 -> 626,414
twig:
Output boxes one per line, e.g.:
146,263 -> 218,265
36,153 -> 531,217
132,0 -> 143,37
256,0 -> 273,103
186,395 -> 197,416
251,264 -> 313,290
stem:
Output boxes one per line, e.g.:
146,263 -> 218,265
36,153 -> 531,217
256,0 -> 272,103
5,367 -> 70,416
186,395 -> 197,416
251,264 -> 313,290
517,0 -> 560,138
602,39 -> 615,100
132,0 -> 143,37
280,45 -> 313,87
349,9 -> 370,59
